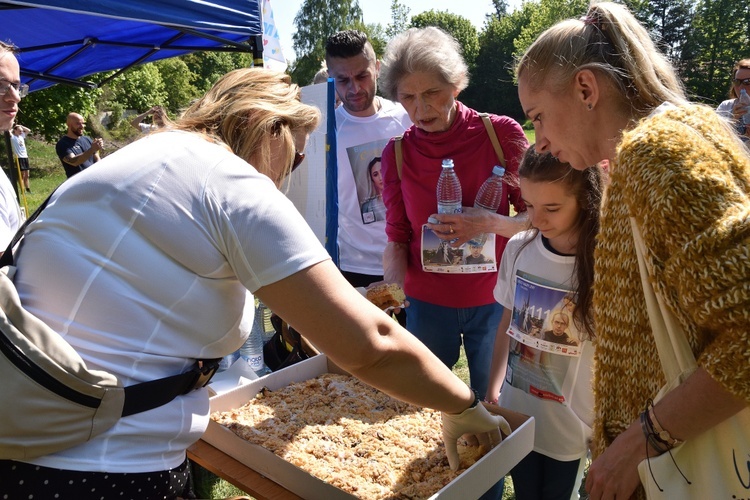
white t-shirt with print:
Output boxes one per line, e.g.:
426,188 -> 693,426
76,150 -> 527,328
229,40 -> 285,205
335,97 -> 411,275
494,230 -> 594,461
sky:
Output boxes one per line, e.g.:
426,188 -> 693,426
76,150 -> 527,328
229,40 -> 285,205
269,0 -> 502,62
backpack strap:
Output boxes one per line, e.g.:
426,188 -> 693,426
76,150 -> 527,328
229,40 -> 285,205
395,135 -> 404,180
479,112 -> 506,167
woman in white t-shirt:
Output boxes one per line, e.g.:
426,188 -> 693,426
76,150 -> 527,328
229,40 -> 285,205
487,148 -> 604,500
3,68 -> 508,500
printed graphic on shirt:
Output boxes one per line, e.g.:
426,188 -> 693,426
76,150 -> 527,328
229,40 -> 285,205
347,138 -> 389,224
420,225 -> 497,273
505,271 -> 583,405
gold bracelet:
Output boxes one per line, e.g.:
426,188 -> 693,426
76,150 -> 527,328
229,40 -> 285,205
648,404 -> 683,448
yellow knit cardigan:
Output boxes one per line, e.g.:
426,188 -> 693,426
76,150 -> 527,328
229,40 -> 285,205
592,104 -> 750,461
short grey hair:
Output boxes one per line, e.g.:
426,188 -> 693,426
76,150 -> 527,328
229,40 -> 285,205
379,27 -> 468,101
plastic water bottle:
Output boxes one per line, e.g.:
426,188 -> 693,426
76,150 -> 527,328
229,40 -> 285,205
739,88 -> 750,126
474,166 -> 506,212
239,300 -> 271,376
468,165 -> 506,247
437,159 -> 462,214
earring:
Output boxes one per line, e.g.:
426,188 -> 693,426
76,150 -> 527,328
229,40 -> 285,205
587,103 -> 593,110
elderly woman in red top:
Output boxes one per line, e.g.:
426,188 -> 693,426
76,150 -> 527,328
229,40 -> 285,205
379,26 -> 528,406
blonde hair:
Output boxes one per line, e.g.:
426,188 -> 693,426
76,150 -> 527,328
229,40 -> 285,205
516,2 -> 687,119
176,68 -> 320,185
379,27 -> 468,101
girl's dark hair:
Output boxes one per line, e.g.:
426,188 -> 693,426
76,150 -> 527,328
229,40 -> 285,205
518,147 -> 603,339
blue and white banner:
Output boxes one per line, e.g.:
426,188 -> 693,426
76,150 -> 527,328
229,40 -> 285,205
261,0 -> 287,71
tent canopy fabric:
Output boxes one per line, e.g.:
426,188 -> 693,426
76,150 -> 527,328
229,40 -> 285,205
0,0 -> 263,92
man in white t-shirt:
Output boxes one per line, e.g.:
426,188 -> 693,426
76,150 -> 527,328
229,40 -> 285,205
325,30 -> 411,292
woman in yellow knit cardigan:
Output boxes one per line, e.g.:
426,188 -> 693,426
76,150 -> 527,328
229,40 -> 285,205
515,2 -> 749,499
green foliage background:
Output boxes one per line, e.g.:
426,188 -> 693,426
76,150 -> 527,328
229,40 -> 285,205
13,0 -> 750,139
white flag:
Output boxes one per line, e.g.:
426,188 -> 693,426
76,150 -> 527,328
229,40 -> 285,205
261,0 -> 287,71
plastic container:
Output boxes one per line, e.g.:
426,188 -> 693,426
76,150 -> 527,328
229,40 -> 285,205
437,159 -> 462,214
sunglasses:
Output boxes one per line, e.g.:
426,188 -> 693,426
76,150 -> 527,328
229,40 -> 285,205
733,78 -> 750,86
291,151 -> 305,172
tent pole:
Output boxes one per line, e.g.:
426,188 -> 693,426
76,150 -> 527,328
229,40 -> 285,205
253,35 -> 263,67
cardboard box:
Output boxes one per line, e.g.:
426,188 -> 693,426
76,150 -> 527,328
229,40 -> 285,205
203,355 -> 534,500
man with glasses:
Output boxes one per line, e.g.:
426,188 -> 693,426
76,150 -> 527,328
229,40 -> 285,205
0,41 -> 25,251
56,112 -> 103,178
716,58 -> 750,142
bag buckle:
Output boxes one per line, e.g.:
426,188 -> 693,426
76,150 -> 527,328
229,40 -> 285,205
184,358 -> 221,393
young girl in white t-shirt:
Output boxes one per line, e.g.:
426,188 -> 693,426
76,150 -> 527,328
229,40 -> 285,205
487,147 -> 604,499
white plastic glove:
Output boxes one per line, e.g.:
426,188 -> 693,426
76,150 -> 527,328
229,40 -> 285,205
442,403 -> 512,471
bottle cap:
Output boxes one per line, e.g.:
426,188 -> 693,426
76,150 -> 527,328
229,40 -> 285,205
442,159 -> 454,168
492,166 -> 506,176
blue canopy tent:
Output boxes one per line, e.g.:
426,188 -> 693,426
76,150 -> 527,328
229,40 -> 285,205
0,0 -> 264,216
0,0 -> 263,91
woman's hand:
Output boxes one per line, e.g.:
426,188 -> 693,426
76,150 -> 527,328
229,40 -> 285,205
427,208 -> 529,246
383,242 -> 408,289
584,421 -> 646,500
442,403 -> 511,470
427,207 -> 494,246
732,100 -> 749,123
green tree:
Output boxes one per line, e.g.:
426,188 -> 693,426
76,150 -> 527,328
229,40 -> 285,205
18,84 -> 102,141
154,58 -> 199,113
410,10 -> 480,71
386,0 -> 411,39
633,0 -> 693,66
491,0 -> 509,17
463,6 -> 535,121
182,51 -> 254,95
514,0 -> 588,57
682,0 -> 749,104
290,0 -> 364,85
363,23 -> 388,58
106,64 -> 168,113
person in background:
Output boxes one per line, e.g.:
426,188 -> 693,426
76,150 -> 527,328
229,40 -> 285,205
379,26 -> 528,401
55,112 -> 103,178
0,41 -> 25,251
515,3 -> 750,498
325,30 -> 412,293
488,149 -> 602,500
1,68 -> 509,499
312,66 -> 329,85
130,105 -> 169,133
716,58 -> 750,142
10,124 -> 31,192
